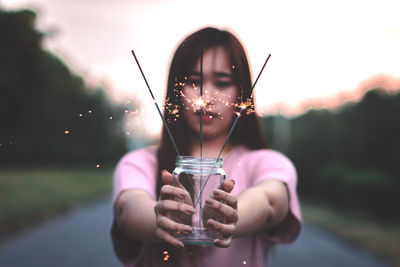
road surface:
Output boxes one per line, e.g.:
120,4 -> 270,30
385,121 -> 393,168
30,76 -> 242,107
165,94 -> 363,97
0,198 -> 390,266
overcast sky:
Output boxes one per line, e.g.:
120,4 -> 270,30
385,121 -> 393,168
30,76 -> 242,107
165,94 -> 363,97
2,0 -> 400,136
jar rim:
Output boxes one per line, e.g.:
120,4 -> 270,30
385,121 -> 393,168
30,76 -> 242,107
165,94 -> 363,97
175,156 -> 223,167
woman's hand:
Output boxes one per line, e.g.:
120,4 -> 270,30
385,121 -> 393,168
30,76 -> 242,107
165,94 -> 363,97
154,170 -> 195,248
204,179 -> 238,248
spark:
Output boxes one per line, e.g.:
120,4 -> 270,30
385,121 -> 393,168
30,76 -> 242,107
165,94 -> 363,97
96,164 -> 100,168
9,141 -> 13,145
110,116 -> 113,120
163,250 -> 170,261
88,110 -> 92,114
193,97 -> 207,111
64,130 -> 70,134
78,113 -> 83,117
164,99 -> 181,122
243,260 -> 247,264
232,98 -> 255,115
127,110 -> 138,116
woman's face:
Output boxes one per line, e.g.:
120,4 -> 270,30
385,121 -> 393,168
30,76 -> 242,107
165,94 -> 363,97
182,46 -> 238,139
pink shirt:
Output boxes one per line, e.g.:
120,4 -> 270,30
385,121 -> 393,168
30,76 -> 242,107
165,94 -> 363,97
113,145 -> 301,267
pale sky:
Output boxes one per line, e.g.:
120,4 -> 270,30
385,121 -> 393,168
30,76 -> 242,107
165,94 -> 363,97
2,0 -> 400,137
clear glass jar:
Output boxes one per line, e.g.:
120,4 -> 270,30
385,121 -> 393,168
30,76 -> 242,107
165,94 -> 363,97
170,156 -> 226,245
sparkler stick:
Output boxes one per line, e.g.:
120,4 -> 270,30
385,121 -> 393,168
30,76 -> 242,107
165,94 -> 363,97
217,54 -> 271,159
199,50 -> 204,226
200,50 -> 203,160
131,50 -> 180,156
131,50 -> 197,209
193,54 -> 272,209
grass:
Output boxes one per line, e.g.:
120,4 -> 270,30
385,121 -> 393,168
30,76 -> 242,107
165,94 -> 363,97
0,166 -> 114,239
301,200 -> 400,267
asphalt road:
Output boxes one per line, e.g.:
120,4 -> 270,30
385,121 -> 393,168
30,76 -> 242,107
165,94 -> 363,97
0,198 -> 390,267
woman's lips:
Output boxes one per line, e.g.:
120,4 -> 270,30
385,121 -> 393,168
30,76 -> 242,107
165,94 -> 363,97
202,114 -> 214,122
195,111 -> 217,123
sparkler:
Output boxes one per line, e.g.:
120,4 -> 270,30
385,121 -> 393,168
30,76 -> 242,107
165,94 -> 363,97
131,50 -> 197,200
199,50 -> 204,226
131,50 -> 180,156
193,54 -> 272,209
217,54 -> 271,159
200,50 -> 204,161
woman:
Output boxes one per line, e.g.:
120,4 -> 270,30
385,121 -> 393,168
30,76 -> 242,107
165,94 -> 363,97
111,27 -> 301,266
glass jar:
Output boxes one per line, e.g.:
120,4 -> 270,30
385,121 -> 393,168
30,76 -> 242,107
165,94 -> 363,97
170,156 -> 226,245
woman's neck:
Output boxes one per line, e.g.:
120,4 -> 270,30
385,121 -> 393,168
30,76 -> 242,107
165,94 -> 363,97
189,133 -> 235,159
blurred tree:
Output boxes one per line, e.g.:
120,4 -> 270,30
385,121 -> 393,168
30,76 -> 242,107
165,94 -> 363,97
0,9 -> 128,165
262,88 -> 400,222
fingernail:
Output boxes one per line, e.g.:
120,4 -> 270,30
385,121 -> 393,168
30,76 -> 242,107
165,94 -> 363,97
213,190 -> 221,196
205,198 -> 213,205
185,207 -> 195,214
207,220 -> 215,227
175,241 -> 184,248
183,225 -> 192,233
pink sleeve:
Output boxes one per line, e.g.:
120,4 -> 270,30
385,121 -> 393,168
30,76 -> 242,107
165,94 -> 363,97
112,146 -> 158,203
251,149 -> 301,244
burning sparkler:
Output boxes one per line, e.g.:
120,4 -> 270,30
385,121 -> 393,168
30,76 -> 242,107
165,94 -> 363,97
216,54 -> 271,159
131,49 -> 197,198
200,49 -> 204,161
193,54 -> 272,209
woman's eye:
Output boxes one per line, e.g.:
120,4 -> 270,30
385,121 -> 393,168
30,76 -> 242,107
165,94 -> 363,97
216,81 -> 233,88
187,79 -> 200,87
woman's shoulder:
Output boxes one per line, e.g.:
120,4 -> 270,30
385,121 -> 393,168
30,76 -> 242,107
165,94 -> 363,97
233,145 -> 292,163
118,145 -> 158,166
232,146 -> 296,175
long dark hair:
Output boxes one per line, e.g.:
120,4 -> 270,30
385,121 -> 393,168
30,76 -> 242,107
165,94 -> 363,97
157,27 -> 267,196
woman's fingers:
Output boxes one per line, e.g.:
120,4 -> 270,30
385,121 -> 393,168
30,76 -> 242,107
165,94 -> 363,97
160,184 -> 191,201
206,219 -> 235,236
155,199 -> 195,215
156,215 -> 192,234
161,170 -> 192,202
155,227 -> 184,248
212,189 -> 238,210
213,237 -> 232,248
223,179 -> 235,193
161,170 -> 174,185
205,197 -> 238,223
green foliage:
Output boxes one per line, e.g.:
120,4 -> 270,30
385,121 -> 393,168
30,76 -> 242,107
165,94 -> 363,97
0,167 -> 114,235
262,89 -> 400,222
0,9 -> 128,165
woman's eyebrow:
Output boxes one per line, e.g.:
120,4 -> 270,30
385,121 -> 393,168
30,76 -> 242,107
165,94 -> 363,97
188,72 -> 200,77
190,71 -> 233,78
214,72 -> 233,78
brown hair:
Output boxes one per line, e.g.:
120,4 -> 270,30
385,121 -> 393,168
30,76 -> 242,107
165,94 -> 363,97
157,27 -> 267,196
